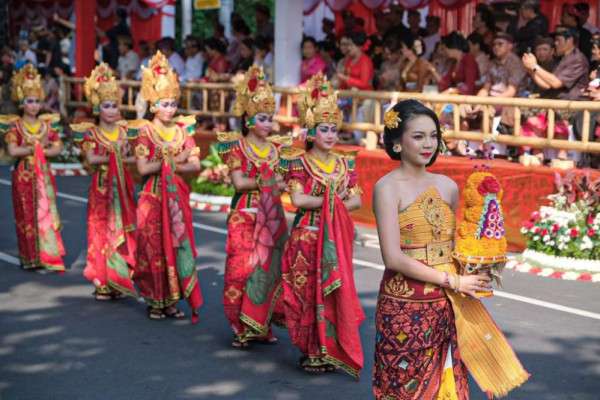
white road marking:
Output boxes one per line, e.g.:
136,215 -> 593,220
1,178 -> 599,321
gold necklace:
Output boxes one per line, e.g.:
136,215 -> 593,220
156,124 -> 176,142
100,126 -> 120,142
311,153 -> 335,174
248,139 -> 270,159
23,120 -> 41,135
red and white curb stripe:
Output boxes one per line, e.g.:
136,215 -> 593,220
189,200 -> 230,213
188,193 -> 231,213
505,259 -> 600,282
51,163 -> 87,176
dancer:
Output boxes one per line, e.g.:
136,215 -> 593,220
0,64 -> 65,272
131,51 -> 203,322
280,73 -> 365,376
71,63 -> 137,300
372,99 -> 528,399
218,65 -> 288,348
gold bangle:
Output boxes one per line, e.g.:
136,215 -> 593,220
455,274 -> 461,293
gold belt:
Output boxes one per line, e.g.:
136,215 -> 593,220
401,240 -> 453,266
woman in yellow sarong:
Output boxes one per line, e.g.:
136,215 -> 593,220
372,99 -> 528,399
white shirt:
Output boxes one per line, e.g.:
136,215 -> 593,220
584,22 -> 599,35
183,53 -> 204,82
423,33 -> 440,61
168,52 -> 186,79
118,50 -> 140,80
17,49 -> 37,66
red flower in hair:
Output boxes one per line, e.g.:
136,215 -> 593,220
477,176 -> 500,195
153,66 -> 166,75
98,75 -> 109,82
311,88 -> 319,99
26,73 -> 35,79
248,77 -> 258,92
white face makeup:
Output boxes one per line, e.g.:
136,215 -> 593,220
23,96 -> 41,118
313,123 -> 338,151
252,112 -> 274,138
99,101 -> 121,124
155,98 -> 178,123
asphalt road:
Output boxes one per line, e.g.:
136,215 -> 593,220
0,166 -> 599,400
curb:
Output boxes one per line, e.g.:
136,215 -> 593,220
505,259 -> 600,283
189,200 -> 230,213
51,163 -> 87,176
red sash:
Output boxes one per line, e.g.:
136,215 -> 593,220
315,183 -> 365,378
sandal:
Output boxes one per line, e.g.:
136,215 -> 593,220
110,292 -> 125,300
164,306 -> 185,319
299,357 -> 335,373
94,292 -> 112,301
231,338 -> 250,349
147,307 -> 165,320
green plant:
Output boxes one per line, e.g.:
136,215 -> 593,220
192,143 -> 234,196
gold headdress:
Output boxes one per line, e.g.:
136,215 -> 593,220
11,64 -> 45,103
232,65 -> 275,118
140,51 -> 180,104
83,63 -> 120,114
298,73 -> 342,140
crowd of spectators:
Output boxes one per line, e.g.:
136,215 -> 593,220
3,1 -> 600,166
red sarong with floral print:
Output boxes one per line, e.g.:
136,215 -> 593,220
74,126 -> 137,296
281,152 -> 364,377
5,120 -> 65,271
133,121 -> 203,321
219,135 -> 287,341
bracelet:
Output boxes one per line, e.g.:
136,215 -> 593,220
454,274 -> 461,293
440,271 -> 450,288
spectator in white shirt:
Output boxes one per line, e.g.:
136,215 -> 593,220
422,16 -> 441,61
117,36 -> 139,80
183,36 -> 204,82
17,40 -> 37,67
253,35 -> 273,81
157,37 -> 185,78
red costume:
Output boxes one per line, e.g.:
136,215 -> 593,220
4,116 -> 66,271
280,73 -> 365,376
219,66 -> 288,344
72,63 -> 137,296
133,52 -> 203,321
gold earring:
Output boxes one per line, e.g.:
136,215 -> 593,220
149,105 -> 157,113
393,143 -> 402,153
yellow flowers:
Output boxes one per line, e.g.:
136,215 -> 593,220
384,109 -> 401,130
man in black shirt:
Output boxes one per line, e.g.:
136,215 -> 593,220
516,0 -> 549,55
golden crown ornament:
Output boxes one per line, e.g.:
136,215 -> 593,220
83,63 -> 121,114
11,64 -> 45,103
232,65 -> 275,118
140,51 -> 180,104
